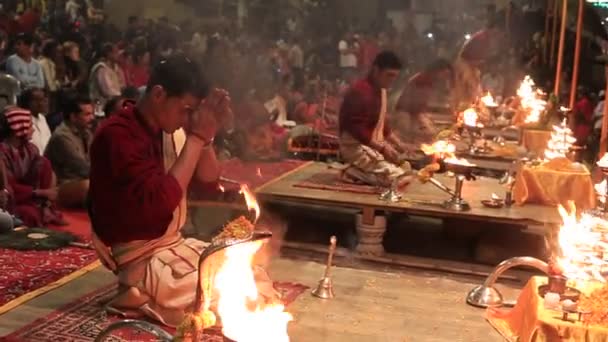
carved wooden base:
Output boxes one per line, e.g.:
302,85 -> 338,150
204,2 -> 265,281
355,209 -> 386,255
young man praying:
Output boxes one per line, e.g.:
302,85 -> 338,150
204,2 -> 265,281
339,51 -> 412,188
89,55 -> 277,327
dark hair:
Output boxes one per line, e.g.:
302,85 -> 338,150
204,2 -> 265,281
41,40 -> 59,59
13,32 -> 33,46
18,87 -> 45,109
145,54 -> 209,98
63,94 -> 93,121
104,96 -> 123,116
122,86 -> 140,100
98,42 -> 115,60
372,51 -> 403,70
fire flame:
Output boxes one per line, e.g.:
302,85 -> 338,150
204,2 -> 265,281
556,202 -> 608,282
491,193 -> 501,201
257,168 -> 263,178
598,153 -> 608,168
462,108 -> 480,127
517,76 -> 547,124
240,184 -> 261,223
215,239 -> 293,341
219,184 -> 226,193
420,140 -> 456,159
444,157 -> 476,167
481,92 -> 498,107
544,119 -> 576,160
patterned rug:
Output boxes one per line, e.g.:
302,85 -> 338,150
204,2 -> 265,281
2,281 -> 309,342
293,171 -> 382,195
0,210 -> 97,308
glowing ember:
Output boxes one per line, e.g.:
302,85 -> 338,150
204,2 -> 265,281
556,202 -> 608,282
462,108 -> 480,127
517,75 -> 547,124
214,239 -> 293,341
420,140 -> 456,159
240,184 -> 261,223
444,157 -> 476,167
544,119 -> 576,160
257,168 -> 262,178
598,153 -> 608,168
596,180 -> 607,204
219,184 -> 226,193
481,92 -> 498,107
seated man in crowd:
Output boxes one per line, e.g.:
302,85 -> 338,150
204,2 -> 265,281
0,106 -> 63,227
89,55 -> 277,327
339,51 -> 412,188
6,33 -> 45,90
45,95 -> 94,208
18,87 -> 51,154
395,59 -> 454,144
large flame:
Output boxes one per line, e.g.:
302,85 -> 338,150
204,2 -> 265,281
215,240 -> 293,341
240,184 -> 260,223
556,202 -> 608,282
481,92 -> 498,107
462,108 -> 480,127
420,140 -> 456,159
544,119 -> 576,160
517,76 -> 547,124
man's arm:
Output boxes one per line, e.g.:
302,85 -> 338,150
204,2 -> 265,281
35,63 -> 45,89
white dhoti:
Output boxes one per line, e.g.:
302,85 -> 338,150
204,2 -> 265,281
92,129 -> 276,328
340,89 -> 411,187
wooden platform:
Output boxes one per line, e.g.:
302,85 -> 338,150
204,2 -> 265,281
0,258 -> 516,341
257,162 -> 561,227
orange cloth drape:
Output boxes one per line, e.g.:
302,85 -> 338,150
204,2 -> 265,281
513,163 -> 595,210
487,276 -> 608,342
521,129 -> 552,156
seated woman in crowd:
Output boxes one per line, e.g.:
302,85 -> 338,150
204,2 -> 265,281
0,106 -> 64,226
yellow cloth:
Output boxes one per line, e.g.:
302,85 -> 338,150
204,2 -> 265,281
487,276 -> 608,342
513,163 -> 596,210
521,129 -> 552,156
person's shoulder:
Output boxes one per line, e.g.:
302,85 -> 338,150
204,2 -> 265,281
92,110 -> 136,146
5,54 -> 18,63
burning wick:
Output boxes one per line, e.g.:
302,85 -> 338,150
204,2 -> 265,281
463,108 -> 480,127
256,168 -> 262,178
481,92 -> 498,107
491,193 -> 502,204
239,184 -> 260,223
218,184 -> 225,193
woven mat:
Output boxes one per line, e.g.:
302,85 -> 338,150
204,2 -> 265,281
2,281 -> 309,342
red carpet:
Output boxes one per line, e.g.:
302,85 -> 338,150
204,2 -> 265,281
1,281 -> 309,342
0,210 -> 97,307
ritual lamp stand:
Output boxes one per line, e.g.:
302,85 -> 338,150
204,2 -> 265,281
443,175 -> 470,211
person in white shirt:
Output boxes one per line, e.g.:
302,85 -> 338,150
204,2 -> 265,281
89,43 -> 124,110
338,32 -> 358,81
18,88 -> 51,154
6,33 -> 45,90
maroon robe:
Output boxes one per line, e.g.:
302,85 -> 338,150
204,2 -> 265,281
339,77 -> 391,145
0,142 -> 54,226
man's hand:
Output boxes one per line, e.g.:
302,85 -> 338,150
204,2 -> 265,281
189,88 -> 231,143
383,144 -> 401,164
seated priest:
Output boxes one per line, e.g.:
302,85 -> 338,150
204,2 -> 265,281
395,59 -> 454,143
45,94 -> 94,208
88,55 -> 277,327
0,106 -> 64,227
339,51 -> 412,188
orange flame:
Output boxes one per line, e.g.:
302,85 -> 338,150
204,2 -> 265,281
215,239 -> 293,341
517,75 -> 546,124
481,92 -> 498,107
462,108 -> 479,127
556,201 -> 608,282
219,184 -> 225,193
420,140 -> 456,160
444,157 -> 476,167
257,168 -> 263,178
491,193 -> 501,201
240,184 -> 260,223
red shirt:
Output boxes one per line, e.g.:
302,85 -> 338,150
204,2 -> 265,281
339,78 -> 391,145
89,105 -> 183,245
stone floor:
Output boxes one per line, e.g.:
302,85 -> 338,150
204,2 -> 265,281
0,257 -> 523,341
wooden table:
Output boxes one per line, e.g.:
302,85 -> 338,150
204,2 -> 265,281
256,162 -> 562,255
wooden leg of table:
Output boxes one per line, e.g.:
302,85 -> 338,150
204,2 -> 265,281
355,208 -> 386,255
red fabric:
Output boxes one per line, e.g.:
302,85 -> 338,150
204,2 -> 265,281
359,40 -> 379,71
2,281 -> 309,341
125,63 -> 150,88
0,210 -> 96,307
0,142 -> 54,227
4,107 -> 33,138
339,77 -> 391,145
573,97 -> 594,144
16,10 -> 40,33
89,105 -> 183,246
